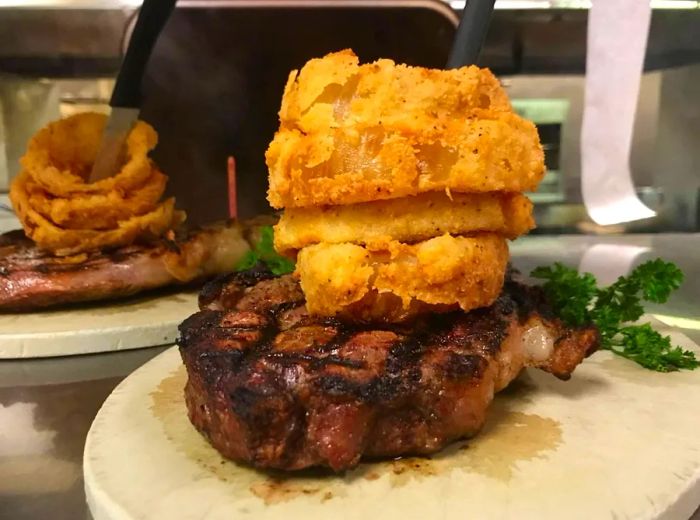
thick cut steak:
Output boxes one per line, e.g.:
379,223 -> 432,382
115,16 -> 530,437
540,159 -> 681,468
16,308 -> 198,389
178,270 -> 599,471
0,221 -> 248,312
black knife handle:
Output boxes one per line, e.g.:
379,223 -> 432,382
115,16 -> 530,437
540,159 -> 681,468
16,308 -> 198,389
446,0 -> 497,69
111,0 -> 177,108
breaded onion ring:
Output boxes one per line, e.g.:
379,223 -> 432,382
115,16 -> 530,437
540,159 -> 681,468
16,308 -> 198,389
20,112 -> 157,197
274,192 -> 533,255
268,110 -> 543,209
267,50 -> 544,208
25,169 -> 167,230
9,112 -> 185,255
279,49 -> 510,134
11,171 -> 184,256
296,234 -> 508,322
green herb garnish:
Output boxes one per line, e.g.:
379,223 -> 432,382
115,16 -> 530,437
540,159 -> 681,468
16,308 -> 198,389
235,226 -> 295,276
531,259 -> 698,372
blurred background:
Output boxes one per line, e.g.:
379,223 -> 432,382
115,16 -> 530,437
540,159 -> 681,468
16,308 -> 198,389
0,0 -> 699,233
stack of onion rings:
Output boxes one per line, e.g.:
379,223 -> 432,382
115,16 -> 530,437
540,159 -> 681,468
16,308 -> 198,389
266,50 -> 545,321
10,112 -> 185,256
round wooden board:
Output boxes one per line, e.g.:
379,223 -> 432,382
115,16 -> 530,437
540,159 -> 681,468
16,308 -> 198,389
0,292 -> 198,359
85,326 -> 700,520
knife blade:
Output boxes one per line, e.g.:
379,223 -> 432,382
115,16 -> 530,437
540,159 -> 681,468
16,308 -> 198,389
88,107 -> 140,183
88,0 -> 177,183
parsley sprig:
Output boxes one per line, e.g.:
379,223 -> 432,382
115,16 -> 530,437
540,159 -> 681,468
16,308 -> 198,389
235,226 -> 295,276
531,259 -> 698,372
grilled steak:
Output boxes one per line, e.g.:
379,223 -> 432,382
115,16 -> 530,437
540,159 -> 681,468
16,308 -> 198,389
0,220 -> 249,312
178,269 -> 599,472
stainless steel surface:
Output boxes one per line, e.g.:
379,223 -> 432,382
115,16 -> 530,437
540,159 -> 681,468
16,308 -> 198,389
452,0 -> 700,7
4,3 -> 700,76
505,65 -> 700,232
505,73 -> 663,205
0,234 -> 699,520
0,346 -> 168,520
0,0 -> 698,10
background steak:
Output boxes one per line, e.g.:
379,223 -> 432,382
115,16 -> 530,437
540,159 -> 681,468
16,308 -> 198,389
0,220 -> 248,312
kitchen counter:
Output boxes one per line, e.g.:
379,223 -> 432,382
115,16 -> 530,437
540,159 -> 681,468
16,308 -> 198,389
1,233 -> 699,520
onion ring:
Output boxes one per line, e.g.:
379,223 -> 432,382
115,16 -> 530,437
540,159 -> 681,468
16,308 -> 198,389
267,110 -> 543,208
11,170 -> 184,256
25,169 -> 167,230
267,50 -> 544,208
20,112 -> 157,197
9,112 -> 184,255
296,234 -> 508,322
279,49 -> 511,134
274,192 -> 534,255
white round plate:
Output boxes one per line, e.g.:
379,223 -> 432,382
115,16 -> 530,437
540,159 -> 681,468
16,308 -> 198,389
0,292 -> 198,358
85,331 -> 700,520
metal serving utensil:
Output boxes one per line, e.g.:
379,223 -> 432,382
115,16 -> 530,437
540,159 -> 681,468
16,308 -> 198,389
89,0 -> 177,183
446,0 -> 497,68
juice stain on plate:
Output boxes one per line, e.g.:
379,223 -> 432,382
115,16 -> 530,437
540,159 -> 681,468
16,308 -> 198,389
151,365 -> 561,505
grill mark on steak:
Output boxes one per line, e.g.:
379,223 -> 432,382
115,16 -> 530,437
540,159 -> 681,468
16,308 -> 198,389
0,220 -> 249,312
179,270 -> 599,472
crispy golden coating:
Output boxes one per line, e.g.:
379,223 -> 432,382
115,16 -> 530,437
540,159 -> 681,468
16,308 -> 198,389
296,234 -> 508,322
9,112 -> 185,255
275,192 -> 533,255
268,110 -> 543,209
266,50 -> 544,208
266,51 -> 544,322
25,169 -> 168,230
278,49 -> 510,134
20,112 -> 157,197
11,171 -> 184,257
